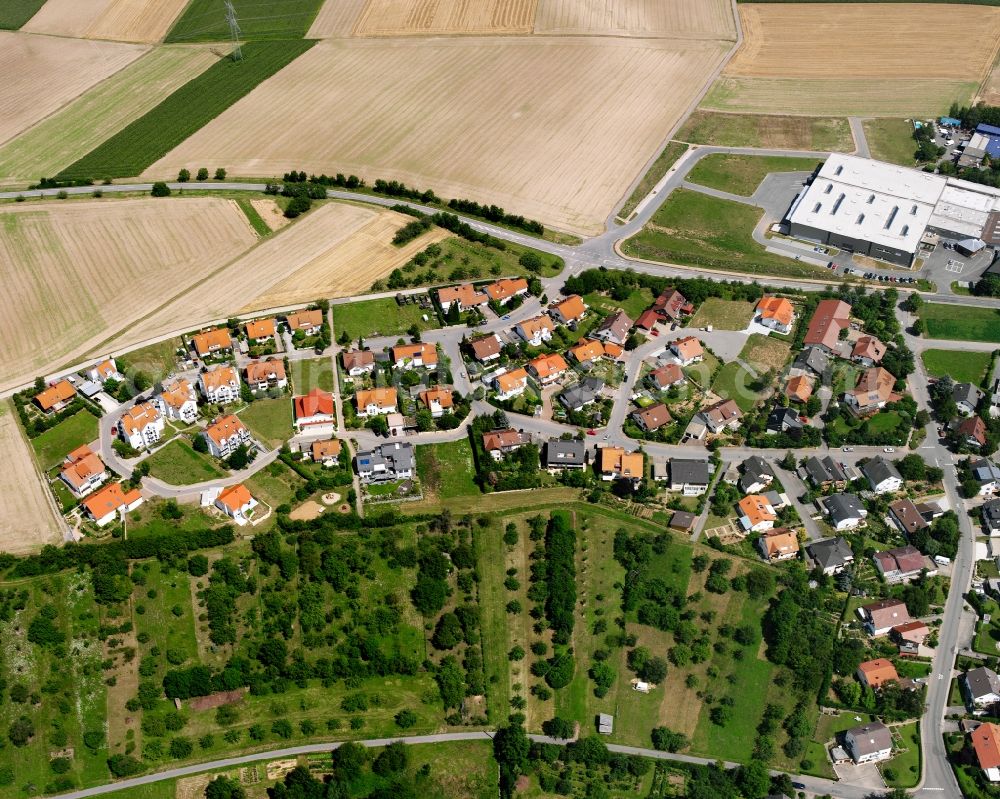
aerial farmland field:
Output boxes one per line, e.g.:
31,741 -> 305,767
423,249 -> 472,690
21,0 -> 191,42
144,36 -> 730,235
533,0 -> 736,39
0,45 -> 221,187
352,0 -> 537,36
0,32 -> 147,147
0,198 -> 257,392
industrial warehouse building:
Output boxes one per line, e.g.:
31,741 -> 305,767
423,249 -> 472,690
786,154 -> 1000,266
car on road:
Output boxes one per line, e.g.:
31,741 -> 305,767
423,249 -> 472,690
501,315 -> 510,320
586,429 -> 597,436
842,447 -> 854,452
792,784 -> 806,791
883,447 -> 895,453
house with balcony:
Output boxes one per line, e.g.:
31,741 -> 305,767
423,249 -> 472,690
199,365 -> 241,404
118,402 -> 164,450
201,414 -> 251,459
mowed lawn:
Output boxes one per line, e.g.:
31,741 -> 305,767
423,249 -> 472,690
920,303 -> 1000,343
416,439 -> 479,499
145,438 -> 225,484
584,288 -> 653,320
921,349 -> 992,384
31,410 -> 99,469
290,357 -> 334,393
333,297 -> 439,341
686,154 -> 821,197
711,361 -> 759,412
238,398 -> 293,448
623,189 -> 831,279
687,298 -> 755,331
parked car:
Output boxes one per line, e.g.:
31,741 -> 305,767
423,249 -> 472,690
883,447 -> 895,453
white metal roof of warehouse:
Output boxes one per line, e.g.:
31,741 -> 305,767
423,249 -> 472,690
789,154 -> 940,253
929,180 -> 1000,239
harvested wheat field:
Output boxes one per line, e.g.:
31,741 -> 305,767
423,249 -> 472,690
0,46 -> 220,187
251,199 -> 291,231
0,32 -> 147,147
0,404 -> 63,555
308,0 -> 369,36
981,59 -> 1000,106
534,0 -> 735,40
100,203 -> 450,356
23,0 -> 191,42
352,0 -> 536,36
0,198 -> 257,392
145,36 -> 729,234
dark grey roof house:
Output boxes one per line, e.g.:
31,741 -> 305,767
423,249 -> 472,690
963,666 -> 1000,707
793,346 -> 830,376
823,493 -> 867,529
803,455 -> 847,486
544,439 -> 586,470
739,456 -> 774,493
805,537 -> 855,574
766,406 -> 803,435
983,499 -> 1000,534
953,382 -> 985,415
558,377 -> 604,412
861,456 -> 903,494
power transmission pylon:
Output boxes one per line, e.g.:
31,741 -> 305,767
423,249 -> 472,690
225,0 -> 243,61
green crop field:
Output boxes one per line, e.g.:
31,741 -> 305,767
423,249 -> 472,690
921,349 -> 992,384
0,0 -> 45,29
166,0 -> 325,42
31,410 -> 99,469
145,438 -> 226,484
622,189 -> 833,279
58,40 -> 315,180
686,154 -> 821,197
920,303 -> 1000,343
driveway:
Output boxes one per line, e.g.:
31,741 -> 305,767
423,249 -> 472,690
832,761 -> 885,792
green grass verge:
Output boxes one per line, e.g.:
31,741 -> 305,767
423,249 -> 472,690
416,440 -> 480,500
0,0 -> 45,29
686,154 -> 820,196
676,110 -> 853,152
31,410 -> 99,469
921,349 -> 992,384
884,722 -> 921,788
290,357 -> 334,393
863,119 -> 918,166
333,297 -> 440,341
623,188 -> 831,279
145,438 -> 226,484
166,0 -> 325,42
58,40 -> 315,180
687,298 -> 755,330
237,197 -> 271,235
116,338 -> 181,383
618,141 -> 688,218
238,398 -> 293,448
919,303 -> 1000,343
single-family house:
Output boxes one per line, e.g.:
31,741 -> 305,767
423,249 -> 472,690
971,722 -> 1000,781
805,537 -> 854,575
83,482 -> 143,527
844,722 -> 893,764
984,499 -> 1000,535
34,379 -> 76,413
669,459 -> 711,495
294,388 -> 336,431
697,398 -> 743,435
438,283 -> 488,313
155,379 -> 198,424
199,365 -> 240,404
356,442 -> 415,483
311,439 -> 342,467
955,382 -> 985,417
651,288 -> 691,321
286,310 -> 324,336
632,403 -> 671,432
892,621 -> 929,650
483,429 -> 530,461
959,415 -> 989,449
214,484 -> 258,526
859,598 -> 911,636
392,342 -> 438,369
739,455 -> 774,494
792,346 -> 829,377
857,658 -> 899,690
648,363 -> 685,390
803,455 -> 848,489
191,328 -> 233,358
823,493 -> 868,531
971,459 -> 1000,496
755,296 -> 795,333
88,358 -> 124,384
767,406 -> 803,436
964,667 -> 1000,709
737,494 -> 777,533
569,339 -> 620,365
245,359 -> 287,392
544,439 -> 587,471
118,402 -> 165,450
245,318 -> 276,343
803,299 -> 851,352
851,335 -> 886,367
873,545 -> 931,584
59,445 -> 108,498
484,278 -> 528,305
758,528 -> 800,561
845,367 -> 897,415
671,336 -> 704,366
598,447 -> 643,485
528,353 -> 568,386
201,414 -> 250,459
785,375 -> 814,404
494,368 -> 529,400
669,510 -> 697,533
862,456 -> 903,494
515,315 -> 555,346
559,377 -> 604,412
419,386 -> 454,418
468,334 -> 502,363
889,498 -> 929,537
635,309 -> 660,332
342,349 -> 376,376
549,295 -> 587,326
591,309 -> 633,346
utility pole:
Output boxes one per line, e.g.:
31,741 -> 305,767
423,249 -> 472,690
225,0 -> 242,62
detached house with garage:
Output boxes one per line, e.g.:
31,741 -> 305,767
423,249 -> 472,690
201,414 -> 251,459
286,310 -> 323,336
214,484 -> 258,526
845,367 -> 897,415
696,399 -> 743,436
155,378 -> 198,424
805,537 -> 854,575
862,456 -> 903,495
119,402 -> 164,450
755,296 -> 795,334
598,447 -> 644,486
856,658 -> 899,691
356,442 -> 415,483
844,722 -> 893,765
515,315 -> 555,347
873,545 -> 932,584
494,368 -> 529,400
34,380 -> 76,414
669,459 -> 711,495
245,318 -> 276,344
632,403 -> 671,432
60,445 -> 108,498
482,429 -> 530,461
971,722 -> 1000,782
823,493 -> 868,531
859,598 -> 911,636
199,365 -> 241,405
955,382 -> 985,417
648,363 -> 685,391
758,528 -> 800,562
392,342 -> 438,370
342,350 -> 375,377
88,358 -> 124,384
671,336 -> 704,366
311,439 -> 342,467
851,335 -> 886,367
548,295 -> 587,326
294,388 -> 335,432
484,278 -> 528,305
737,494 -> 777,533
964,666 -> 1000,710
528,353 -> 568,386
803,298 -> 851,353
419,387 -> 454,418
468,334 -> 502,363
437,283 -> 488,313
591,310 -> 633,346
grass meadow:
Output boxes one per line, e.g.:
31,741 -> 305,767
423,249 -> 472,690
31,410 -> 99,469
921,349 -> 992,384
920,303 -> 1000,343
686,154 -> 820,197
144,438 -> 226,484
0,0 -> 45,29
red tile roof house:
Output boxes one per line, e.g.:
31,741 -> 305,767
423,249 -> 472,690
698,399 -> 743,435
214,484 -> 258,527
856,658 -> 899,690
873,545 -> 934,585
635,309 -> 661,332
971,721 -> 1000,782
468,334 -> 503,362
651,288 -> 692,321
632,403 -> 672,432
803,298 -> 851,352
851,335 -> 886,367
437,283 -> 488,313
483,429 -> 530,461
484,278 -> 528,305
859,598 -> 912,636
34,379 -> 76,413
294,388 -> 335,432
959,415 -> 988,450
891,621 -> 929,649
648,363 -> 685,390
83,482 -> 143,527
342,349 -> 375,376
60,445 -> 108,498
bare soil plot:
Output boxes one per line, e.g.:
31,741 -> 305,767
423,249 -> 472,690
0,198 -> 257,392
677,110 -> 853,152
145,36 -> 729,235
0,45 -> 220,187
534,0 -> 735,40
307,0 -> 369,37
352,0 -> 536,36
100,202 -> 450,353
23,0 -> 190,42
0,403 -> 63,555
0,32 -> 147,147
250,199 -> 290,231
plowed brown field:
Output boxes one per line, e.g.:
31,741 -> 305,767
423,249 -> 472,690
0,32 -> 147,147
23,0 -> 190,43
534,0 -> 735,40
144,36 -> 729,235
352,0 -> 536,36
